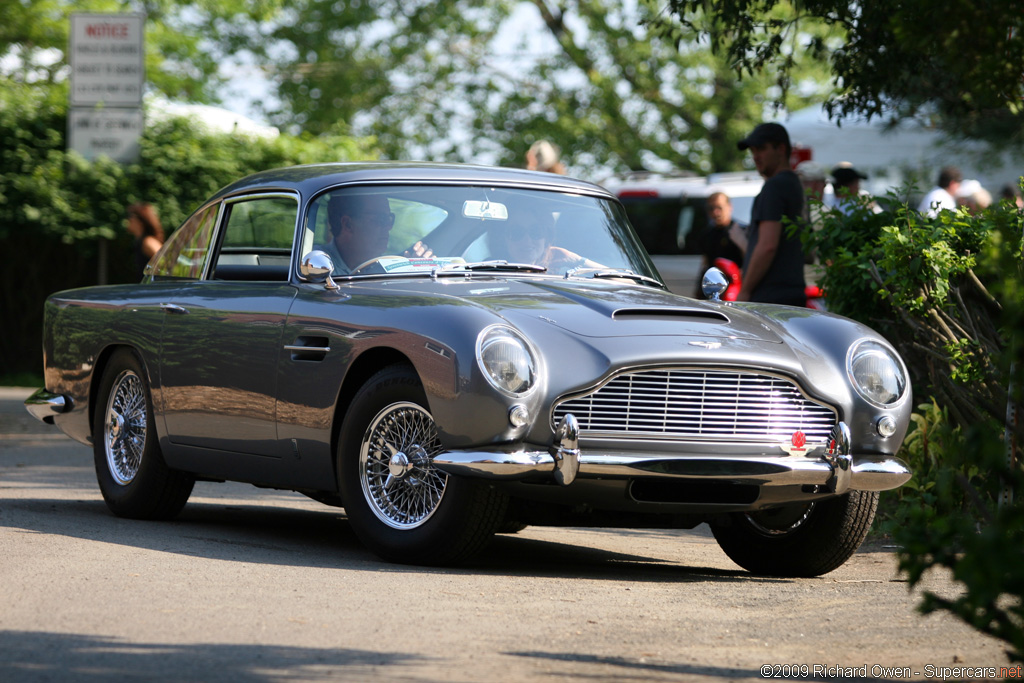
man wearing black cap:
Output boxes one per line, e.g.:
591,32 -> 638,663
831,162 -> 869,215
735,122 -> 806,306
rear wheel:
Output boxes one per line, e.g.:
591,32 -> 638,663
338,364 -> 507,565
93,348 -> 194,519
710,491 -> 878,577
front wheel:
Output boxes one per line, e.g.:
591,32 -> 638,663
338,364 -> 507,565
710,491 -> 879,577
93,348 -> 194,519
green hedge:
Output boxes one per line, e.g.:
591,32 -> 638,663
806,191 -> 1024,661
0,85 -> 376,380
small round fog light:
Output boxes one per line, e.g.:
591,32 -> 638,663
877,415 -> 897,438
509,405 -> 530,428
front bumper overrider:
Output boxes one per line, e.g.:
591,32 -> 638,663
432,416 -> 911,495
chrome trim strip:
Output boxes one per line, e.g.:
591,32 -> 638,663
283,345 -> 331,353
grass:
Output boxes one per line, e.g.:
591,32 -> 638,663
0,372 -> 43,388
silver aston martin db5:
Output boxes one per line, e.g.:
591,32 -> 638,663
26,163 -> 912,576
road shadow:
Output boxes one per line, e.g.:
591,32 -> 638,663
0,632 -> 908,683
503,651 -> 899,682
0,494 -> 775,584
0,630 -> 431,683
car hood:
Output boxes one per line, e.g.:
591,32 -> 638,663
394,276 -> 784,343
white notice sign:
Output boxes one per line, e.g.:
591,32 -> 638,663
69,109 -> 144,163
70,14 -> 144,107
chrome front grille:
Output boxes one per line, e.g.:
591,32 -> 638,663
552,368 -> 837,442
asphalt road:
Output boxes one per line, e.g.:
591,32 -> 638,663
0,387 -> 1012,682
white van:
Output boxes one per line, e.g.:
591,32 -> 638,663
601,171 -> 763,297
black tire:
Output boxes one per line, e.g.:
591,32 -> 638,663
93,348 -> 195,520
498,520 -> 529,534
710,491 -> 879,577
338,364 -> 507,565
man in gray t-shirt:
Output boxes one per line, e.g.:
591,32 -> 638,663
736,123 -> 806,306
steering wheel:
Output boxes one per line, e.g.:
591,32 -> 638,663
350,255 -> 403,275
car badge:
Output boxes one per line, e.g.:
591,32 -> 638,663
780,430 -> 808,455
689,340 -> 721,349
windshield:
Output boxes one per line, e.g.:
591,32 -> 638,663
302,185 -> 660,281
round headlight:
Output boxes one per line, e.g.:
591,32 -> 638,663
476,326 -> 537,396
847,340 -> 907,406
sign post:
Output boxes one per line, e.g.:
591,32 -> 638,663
68,13 -> 144,163
69,13 -> 145,285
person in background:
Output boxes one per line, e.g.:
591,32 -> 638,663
525,140 -> 566,175
795,161 -> 828,211
917,166 -> 962,217
695,192 -> 746,298
735,122 -> 806,306
956,179 -> 992,214
126,202 -> 165,281
830,162 -> 869,215
1000,184 -> 1023,209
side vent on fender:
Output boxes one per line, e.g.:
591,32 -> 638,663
284,336 -> 331,362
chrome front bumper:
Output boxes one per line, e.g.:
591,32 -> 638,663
432,417 -> 911,495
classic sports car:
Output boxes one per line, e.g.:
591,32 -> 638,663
26,162 -> 912,576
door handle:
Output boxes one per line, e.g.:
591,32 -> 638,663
159,303 -> 189,315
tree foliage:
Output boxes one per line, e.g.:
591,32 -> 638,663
267,0 -> 833,175
810,197 -> 1022,432
655,0 -> 1024,148
0,83 -> 375,380
1,0 -> 284,102
806,193 -> 1024,661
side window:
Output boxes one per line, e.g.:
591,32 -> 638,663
149,204 -> 219,279
212,195 -> 298,279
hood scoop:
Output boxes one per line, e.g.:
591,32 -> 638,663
534,301 -> 782,342
611,307 -> 730,324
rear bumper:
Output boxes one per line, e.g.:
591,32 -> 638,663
24,388 -> 72,423
433,417 -> 910,494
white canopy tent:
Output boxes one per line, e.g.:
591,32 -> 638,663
780,104 -> 1023,199
146,97 -> 280,140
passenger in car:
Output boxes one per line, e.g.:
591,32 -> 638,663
503,208 -> 601,274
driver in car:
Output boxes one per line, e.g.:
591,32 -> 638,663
320,193 -> 430,275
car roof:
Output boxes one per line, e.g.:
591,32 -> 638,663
209,162 -> 616,203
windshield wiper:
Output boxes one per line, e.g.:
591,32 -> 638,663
445,260 -> 548,273
578,269 -> 665,288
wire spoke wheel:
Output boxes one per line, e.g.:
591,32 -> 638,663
359,401 -> 447,529
104,369 -> 148,485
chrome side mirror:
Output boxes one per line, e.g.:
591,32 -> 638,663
701,267 -> 729,301
300,250 -> 339,290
